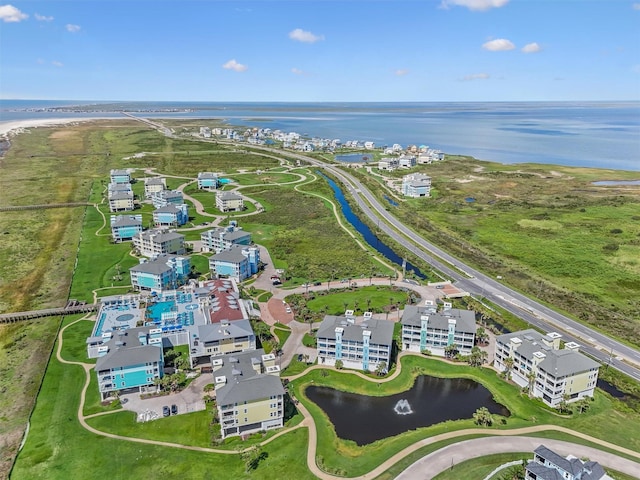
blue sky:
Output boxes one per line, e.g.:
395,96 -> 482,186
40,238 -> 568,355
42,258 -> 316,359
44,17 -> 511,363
1,0 -> 639,102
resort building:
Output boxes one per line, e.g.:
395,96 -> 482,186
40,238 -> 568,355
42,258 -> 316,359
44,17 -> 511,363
378,158 -> 399,171
110,214 -> 143,242
401,173 -> 432,198
526,444 -> 612,480
94,326 -> 164,400
133,229 -> 185,257
153,204 -> 189,227
197,172 -> 219,190
401,303 -> 476,356
108,182 -> 133,196
129,254 -> 191,292
108,191 -> 135,212
495,329 -> 600,408
188,319 -> 256,367
212,348 -> 285,439
209,244 -> 260,282
151,190 -> 184,209
398,155 -> 417,168
317,312 -> 393,372
110,169 -> 131,184
200,222 -> 252,253
216,191 -> 244,212
144,177 -> 166,198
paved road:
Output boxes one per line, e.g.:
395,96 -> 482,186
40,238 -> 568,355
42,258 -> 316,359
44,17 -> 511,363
396,436 -> 640,480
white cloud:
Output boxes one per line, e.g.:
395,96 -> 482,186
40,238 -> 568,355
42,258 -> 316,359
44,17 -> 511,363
0,4 -> 28,22
461,73 -> 490,81
52,61 -> 63,67
222,59 -> 248,72
633,3 -> 640,10
395,69 -> 409,76
440,0 -> 509,11
35,13 -> 53,21
522,42 -> 541,53
66,23 -> 81,33
289,28 -> 324,43
482,38 -> 515,51
291,68 -> 307,75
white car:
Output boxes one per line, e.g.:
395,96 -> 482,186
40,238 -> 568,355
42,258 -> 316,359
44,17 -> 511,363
285,307 -> 292,313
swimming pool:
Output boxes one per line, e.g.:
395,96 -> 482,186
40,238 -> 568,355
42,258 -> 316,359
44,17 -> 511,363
148,301 -> 175,322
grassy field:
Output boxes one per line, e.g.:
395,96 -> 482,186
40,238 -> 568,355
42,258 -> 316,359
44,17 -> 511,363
298,285 -> 411,316
289,355 -> 640,476
351,157 -> 640,346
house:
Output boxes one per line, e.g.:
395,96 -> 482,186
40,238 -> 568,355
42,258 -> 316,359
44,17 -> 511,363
317,312 -> 393,372
209,245 -> 260,282
495,329 -> 600,408
153,204 -> 189,227
110,169 -> 130,184
402,173 -> 432,198
200,222 -> 252,253
364,141 -> 375,150
151,190 -> 184,208
110,215 -> 143,242
133,229 -> 185,257
216,191 -> 244,212
108,191 -> 135,212
94,326 -> 164,400
188,319 -> 256,367
197,172 -> 219,190
129,254 -> 191,292
212,348 -> 285,439
144,177 -> 166,198
526,444 -> 612,480
378,158 -> 399,171
398,155 -> 417,168
200,127 -> 211,138
401,303 -> 476,356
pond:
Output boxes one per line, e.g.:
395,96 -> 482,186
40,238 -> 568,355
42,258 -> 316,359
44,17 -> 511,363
335,153 -> 374,163
592,180 -> 640,186
306,375 -> 509,445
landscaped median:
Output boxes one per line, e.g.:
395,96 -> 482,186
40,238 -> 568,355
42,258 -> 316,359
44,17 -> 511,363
287,354 -> 640,478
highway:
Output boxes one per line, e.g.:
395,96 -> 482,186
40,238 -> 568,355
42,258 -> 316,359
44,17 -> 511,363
267,147 -> 640,382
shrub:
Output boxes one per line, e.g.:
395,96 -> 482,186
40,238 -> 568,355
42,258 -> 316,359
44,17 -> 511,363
602,243 -> 619,252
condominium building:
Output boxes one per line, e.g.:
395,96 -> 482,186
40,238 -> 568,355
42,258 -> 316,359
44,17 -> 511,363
201,223 -> 252,253
108,191 -> 135,212
317,312 -> 393,372
153,204 -> 189,227
213,349 -> 285,439
197,172 -> 219,190
401,173 -> 432,198
151,190 -> 184,209
209,244 -> 260,282
188,319 -> 256,367
378,158 -> 399,171
132,229 -> 185,257
94,326 -> 164,400
216,191 -> 244,212
144,177 -> 166,198
495,329 -> 600,408
129,254 -> 191,292
110,169 -> 130,184
401,304 -> 476,356
110,214 -> 143,242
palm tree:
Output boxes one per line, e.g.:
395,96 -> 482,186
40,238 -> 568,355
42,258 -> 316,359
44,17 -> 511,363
375,361 -> 387,376
334,359 -> 344,370
503,357 -> 514,379
527,370 -> 537,398
473,407 -> 493,427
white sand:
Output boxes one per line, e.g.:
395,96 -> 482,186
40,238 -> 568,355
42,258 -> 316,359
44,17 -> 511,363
0,117 -> 114,137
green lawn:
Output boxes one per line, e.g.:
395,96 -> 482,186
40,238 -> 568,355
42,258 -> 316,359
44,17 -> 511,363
300,285 -> 410,315
274,327 -> 292,347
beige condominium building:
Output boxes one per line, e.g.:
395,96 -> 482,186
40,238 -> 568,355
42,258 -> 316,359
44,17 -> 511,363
213,349 -> 285,439
495,329 -> 600,408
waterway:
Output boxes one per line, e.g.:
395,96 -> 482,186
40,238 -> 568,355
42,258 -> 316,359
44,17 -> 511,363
319,172 -> 426,279
306,375 -> 510,445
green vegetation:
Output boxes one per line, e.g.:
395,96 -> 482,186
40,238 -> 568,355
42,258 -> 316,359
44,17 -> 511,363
433,453 -> 527,480
273,326 -> 292,346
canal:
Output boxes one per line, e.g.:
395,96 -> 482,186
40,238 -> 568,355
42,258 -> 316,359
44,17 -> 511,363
320,172 -> 427,279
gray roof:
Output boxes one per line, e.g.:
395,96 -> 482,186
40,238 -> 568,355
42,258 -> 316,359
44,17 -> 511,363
223,230 -> 250,241
317,315 -> 394,347
111,169 -> 129,176
145,177 -> 165,185
137,230 -> 184,243
198,172 -> 218,179
159,190 -> 183,198
401,306 -> 476,334
111,216 -> 142,228
497,330 -> 600,377
109,192 -> 133,200
212,245 -> 248,263
130,258 -> 174,275
196,319 -> 253,343
531,445 -> 607,480
96,327 -> 162,371
215,349 -> 284,406
154,204 -> 181,214
218,191 -> 242,200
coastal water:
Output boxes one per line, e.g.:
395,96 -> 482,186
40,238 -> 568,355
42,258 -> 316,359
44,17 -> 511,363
1,100 -> 639,171
320,172 -> 426,279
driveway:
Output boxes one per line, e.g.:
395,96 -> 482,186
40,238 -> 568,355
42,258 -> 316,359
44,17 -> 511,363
121,373 -> 209,422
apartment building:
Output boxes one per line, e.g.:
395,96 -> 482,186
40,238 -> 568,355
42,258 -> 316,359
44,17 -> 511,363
129,254 -> 191,292
495,329 -> 600,407
153,204 -> 189,227
144,177 -> 166,198
401,173 -> 432,198
110,214 -> 143,242
197,172 -> 219,190
317,311 -> 393,372
209,244 -> 260,282
132,229 -> 185,257
213,349 -> 285,439
216,191 -> 244,212
200,223 -> 252,253
110,169 -> 130,184
188,319 -> 256,367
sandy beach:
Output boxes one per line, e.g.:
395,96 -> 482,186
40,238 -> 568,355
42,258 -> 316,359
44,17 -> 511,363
0,117 -> 115,137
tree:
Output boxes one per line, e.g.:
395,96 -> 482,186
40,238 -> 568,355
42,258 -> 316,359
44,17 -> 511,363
444,344 -> 458,359
335,359 -> 344,370
576,397 -> 591,414
467,346 -> 487,367
174,354 -> 190,371
503,357 -> 514,379
558,393 -> 572,414
476,327 -> 489,345
241,445 -> 267,472
375,361 -> 387,376
527,370 -> 537,398
473,407 -> 493,427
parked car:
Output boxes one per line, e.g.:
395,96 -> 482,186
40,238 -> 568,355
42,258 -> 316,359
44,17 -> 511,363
171,404 -> 178,415
162,405 -> 170,417
285,307 -> 292,313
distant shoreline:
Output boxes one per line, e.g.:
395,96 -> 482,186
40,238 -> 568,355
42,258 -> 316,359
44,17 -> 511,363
0,118 -> 114,137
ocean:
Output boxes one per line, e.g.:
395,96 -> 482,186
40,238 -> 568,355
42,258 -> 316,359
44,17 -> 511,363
1,100 -> 639,171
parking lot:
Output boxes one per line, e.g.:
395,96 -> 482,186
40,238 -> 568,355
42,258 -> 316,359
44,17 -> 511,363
120,373 -> 210,422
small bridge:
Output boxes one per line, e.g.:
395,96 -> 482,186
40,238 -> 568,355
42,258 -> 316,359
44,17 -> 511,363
0,302 -> 98,324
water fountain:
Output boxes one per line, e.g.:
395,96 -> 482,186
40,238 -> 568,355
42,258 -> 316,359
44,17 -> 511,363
393,399 -> 413,415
